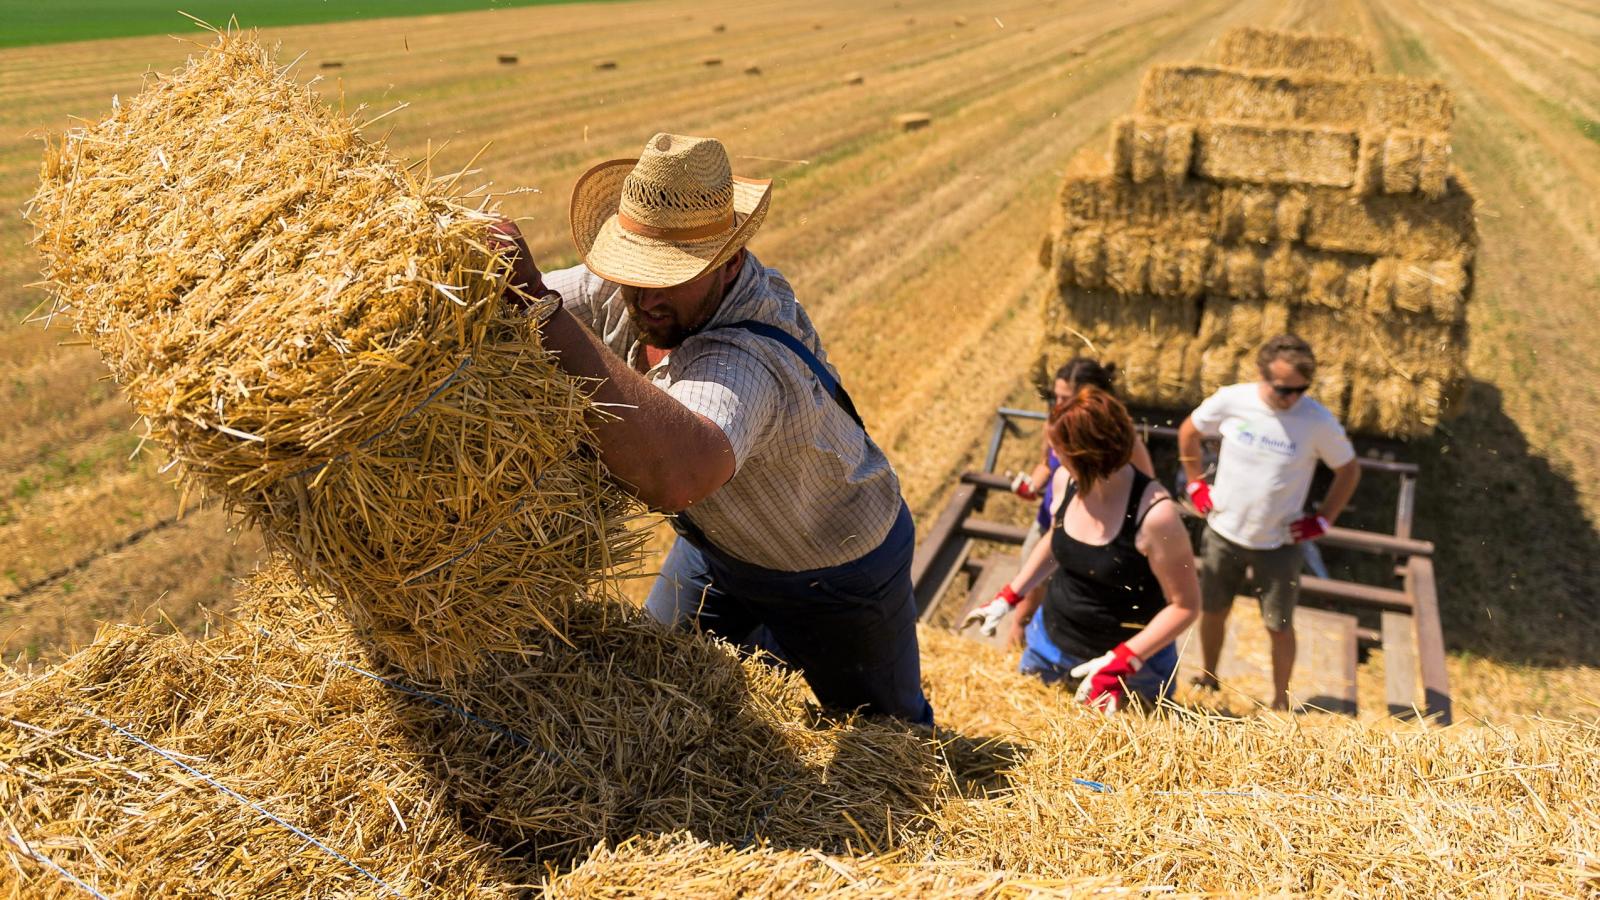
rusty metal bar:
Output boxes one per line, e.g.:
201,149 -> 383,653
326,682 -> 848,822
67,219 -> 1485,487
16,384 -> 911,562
1301,575 -> 1413,612
911,483 -> 981,615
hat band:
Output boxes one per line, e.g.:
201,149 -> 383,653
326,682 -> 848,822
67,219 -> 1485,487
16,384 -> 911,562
617,211 -> 735,242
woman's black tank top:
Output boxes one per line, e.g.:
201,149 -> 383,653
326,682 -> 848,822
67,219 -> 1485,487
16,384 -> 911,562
1043,470 -> 1167,661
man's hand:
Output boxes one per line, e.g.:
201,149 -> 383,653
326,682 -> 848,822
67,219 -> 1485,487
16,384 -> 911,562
1185,478 -> 1214,517
487,218 -> 552,309
1010,472 -> 1040,501
962,585 -> 1019,636
1289,514 -> 1330,543
1069,642 -> 1142,714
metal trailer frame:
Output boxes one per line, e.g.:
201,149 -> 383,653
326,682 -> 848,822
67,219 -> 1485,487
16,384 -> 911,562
911,407 -> 1451,724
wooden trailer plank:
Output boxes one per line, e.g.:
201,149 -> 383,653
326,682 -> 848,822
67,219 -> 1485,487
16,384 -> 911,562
1382,610 -> 1421,717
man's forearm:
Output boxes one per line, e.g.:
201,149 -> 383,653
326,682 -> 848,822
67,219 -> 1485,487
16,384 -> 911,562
1318,462 -> 1362,524
1177,418 -> 1207,482
539,308 -> 733,510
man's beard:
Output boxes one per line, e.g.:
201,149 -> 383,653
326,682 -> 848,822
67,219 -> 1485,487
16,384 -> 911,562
622,285 -> 715,349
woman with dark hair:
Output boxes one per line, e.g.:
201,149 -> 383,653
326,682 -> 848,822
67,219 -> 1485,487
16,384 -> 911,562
967,357 -> 1153,640
982,386 -> 1200,712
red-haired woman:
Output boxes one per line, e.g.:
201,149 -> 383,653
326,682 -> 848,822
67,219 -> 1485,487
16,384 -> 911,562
994,386 -> 1199,712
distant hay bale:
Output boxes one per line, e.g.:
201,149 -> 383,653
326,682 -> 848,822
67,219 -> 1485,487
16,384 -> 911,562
744,64 -> 762,76
318,60 -> 343,69
1137,65 -> 1453,131
712,23 -> 726,32
27,31 -> 639,678
954,16 -> 968,27
702,57 -> 723,67
594,59 -> 618,70
842,71 -> 865,86
497,53 -> 518,65
1217,25 -> 1375,77
895,111 -> 932,132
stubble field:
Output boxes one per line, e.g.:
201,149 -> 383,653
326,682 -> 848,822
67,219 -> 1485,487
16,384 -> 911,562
1,0 -> 1596,724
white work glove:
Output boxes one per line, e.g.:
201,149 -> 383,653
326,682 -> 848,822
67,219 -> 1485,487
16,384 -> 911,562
962,586 -> 1020,636
1068,642 -> 1143,714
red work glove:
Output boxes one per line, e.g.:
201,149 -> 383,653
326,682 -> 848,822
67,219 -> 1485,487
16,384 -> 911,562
1069,642 -> 1142,714
487,218 -> 554,310
1184,478 -> 1214,516
1290,514 -> 1330,543
963,585 -> 1020,636
1010,472 -> 1040,501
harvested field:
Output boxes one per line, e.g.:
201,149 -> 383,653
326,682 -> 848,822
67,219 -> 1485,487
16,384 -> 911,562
0,0 -> 1597,836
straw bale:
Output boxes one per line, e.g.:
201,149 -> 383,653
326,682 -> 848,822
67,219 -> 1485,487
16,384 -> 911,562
545,833 -> 1132,898
703,57 -> 723,67
1352,127 -> 1385,196
594,59 -> 618,70
1146,238 -> 1211,300
7,573 -> 1598,895
1067,228 -> 1104,287
1381,130 -> 1424,194
842,71 -> 865,85
1303,185 -> 1477,259
1056,166 -> 1218,236
27,32 -> 641,678
1192,120 -> 1361,188
1109,117 -> 1194,185
1366,257 -> 1469,320
1216,26 -> 1375,77
498,54 -> 519,65
922,707 -> 1599,894
0,565 -> 950,897
1061,174 -> 1476,261
1161,122 -> 1196,185
1102,231 -> 1150,295
1136,65 -> 1454,131
896,111 -> 933,131
1418,132 -> 1453,199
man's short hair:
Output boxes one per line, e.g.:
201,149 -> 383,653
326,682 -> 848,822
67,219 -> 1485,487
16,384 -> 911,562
1257,334 -> 1316,380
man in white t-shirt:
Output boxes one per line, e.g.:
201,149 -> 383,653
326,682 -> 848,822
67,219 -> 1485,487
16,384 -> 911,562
1177,335 -> 1361,711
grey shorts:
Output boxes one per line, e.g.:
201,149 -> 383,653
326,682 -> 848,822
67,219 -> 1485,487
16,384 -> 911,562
1199,526 -> 1302,632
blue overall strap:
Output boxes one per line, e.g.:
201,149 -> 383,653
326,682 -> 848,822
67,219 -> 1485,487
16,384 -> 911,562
717,319 -> 865,430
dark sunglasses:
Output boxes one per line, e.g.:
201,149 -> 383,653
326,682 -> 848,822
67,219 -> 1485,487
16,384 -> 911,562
1270,382 -> 1312,396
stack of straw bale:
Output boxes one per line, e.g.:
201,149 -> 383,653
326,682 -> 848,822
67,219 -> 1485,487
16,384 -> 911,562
0,562 -> 948,897
1038,27 -> 1478,437
26,31 -> 640,678
5,586 -> 1595,896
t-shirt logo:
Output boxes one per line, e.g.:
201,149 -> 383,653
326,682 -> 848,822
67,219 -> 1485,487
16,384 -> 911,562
1231,419 -> 1298,457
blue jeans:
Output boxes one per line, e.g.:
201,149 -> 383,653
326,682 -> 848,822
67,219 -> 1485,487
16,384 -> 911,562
645,504 -> 933,726
1018,611 -> 1178,703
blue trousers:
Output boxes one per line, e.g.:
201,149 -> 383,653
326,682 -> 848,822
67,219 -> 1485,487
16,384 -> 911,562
1018,610 -> 1179,703
645,504 -> 934,726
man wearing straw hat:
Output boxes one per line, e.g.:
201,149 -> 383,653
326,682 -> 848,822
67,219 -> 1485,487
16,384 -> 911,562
493,133 -> 933,726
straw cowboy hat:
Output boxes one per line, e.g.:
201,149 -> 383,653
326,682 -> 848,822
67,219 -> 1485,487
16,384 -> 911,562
571,133 -> 772,289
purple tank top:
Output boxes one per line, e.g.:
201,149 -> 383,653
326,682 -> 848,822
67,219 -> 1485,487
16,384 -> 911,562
1036,448 -> 1061,530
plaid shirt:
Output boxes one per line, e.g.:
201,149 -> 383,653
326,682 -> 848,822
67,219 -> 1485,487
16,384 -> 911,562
545,255 -> 903,571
